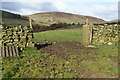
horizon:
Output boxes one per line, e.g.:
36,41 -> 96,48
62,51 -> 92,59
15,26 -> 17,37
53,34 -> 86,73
1,0 -> 118,21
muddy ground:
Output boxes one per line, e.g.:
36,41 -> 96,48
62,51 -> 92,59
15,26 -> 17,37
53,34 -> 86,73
40,41 -> 97,59
37,41 -> 118,78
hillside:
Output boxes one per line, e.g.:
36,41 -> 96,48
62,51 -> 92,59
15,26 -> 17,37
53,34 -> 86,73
1,10 -> 107,26
108,19 -> 120,24
0,10 -> 29,26
1,10 -> 107,32
28,12 -> 106,25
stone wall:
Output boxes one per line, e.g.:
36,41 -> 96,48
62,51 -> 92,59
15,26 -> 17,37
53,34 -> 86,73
92,24 -> 118,44
0,25 -> 34,48
82,24 -> 118,45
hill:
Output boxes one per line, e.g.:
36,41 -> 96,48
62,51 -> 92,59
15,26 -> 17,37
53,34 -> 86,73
0,10 -> 29,26
108,19 -> 120,24
1,10 -> 107,32
28,12 -> 106,25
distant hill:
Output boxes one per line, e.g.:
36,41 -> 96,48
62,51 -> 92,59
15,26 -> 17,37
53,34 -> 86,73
28,12 -> 106,25
1,10 -> 108,32
108,19 -> 120,24
1,10 -> 106,26
0,10 -> 29,26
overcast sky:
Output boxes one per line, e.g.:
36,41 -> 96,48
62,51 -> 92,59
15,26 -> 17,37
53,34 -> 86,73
1,0 -> 119,21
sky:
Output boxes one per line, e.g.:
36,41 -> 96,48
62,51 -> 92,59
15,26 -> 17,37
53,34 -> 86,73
1,0 -> 119,21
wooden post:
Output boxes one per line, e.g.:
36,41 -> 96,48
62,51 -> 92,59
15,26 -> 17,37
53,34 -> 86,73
12,46 -> 16,57
15,46 -> 19,57
9,46 -> 12,57
5,46 -> 9,57
2,46 -> 5,57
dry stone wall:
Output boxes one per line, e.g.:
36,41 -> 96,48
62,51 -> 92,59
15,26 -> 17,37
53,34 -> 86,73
92,24 -> 118,44
0,25 -> 34,48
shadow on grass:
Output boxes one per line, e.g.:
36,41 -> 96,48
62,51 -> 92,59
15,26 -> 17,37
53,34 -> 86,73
35,42 -> 52,50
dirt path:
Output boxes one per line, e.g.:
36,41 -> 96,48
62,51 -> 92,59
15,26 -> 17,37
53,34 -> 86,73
40,41 -> 97,60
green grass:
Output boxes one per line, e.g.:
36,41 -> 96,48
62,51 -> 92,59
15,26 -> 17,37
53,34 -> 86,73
2,27 -> 118,78
2,44 -> 118,78
2,18 -> 29,26
34,27 -> 83,42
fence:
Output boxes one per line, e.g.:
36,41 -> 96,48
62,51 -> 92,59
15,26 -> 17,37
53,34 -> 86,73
0,46 -> 19,57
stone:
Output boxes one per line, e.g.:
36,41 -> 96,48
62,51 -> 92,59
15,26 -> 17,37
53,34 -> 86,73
108,42 -> 112,45
27,43 -> 35,47
86,45 -> 96,48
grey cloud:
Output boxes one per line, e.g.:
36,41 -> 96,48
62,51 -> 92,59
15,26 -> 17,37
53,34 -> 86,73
2,2 -> 22,12
40,2 -> 59,12
1,2 -> 60,14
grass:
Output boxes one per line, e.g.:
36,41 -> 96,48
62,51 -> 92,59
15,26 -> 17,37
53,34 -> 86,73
34,27 -> 83,42
2,27 -> 118,78
2,18 -> 29,26
2,44 -> 118,78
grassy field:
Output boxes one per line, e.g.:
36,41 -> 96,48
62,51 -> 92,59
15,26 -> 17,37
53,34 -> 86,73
2,18 -> 29,26
2,27 -> 118,78
34,27 -> 83,42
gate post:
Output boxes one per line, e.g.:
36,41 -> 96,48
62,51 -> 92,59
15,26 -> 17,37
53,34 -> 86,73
83,19 -> 93,44
27,18 -> 34,47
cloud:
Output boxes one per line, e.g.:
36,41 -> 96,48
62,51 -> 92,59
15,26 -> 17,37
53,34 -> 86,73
2,2 -> 21,11
2,0 -> 66,15
1,0 -> 118,20
91,5 -> 118,21
62,3 -> 117,21
2,0 -> 119,2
